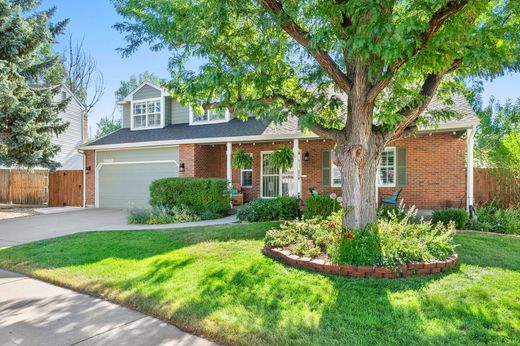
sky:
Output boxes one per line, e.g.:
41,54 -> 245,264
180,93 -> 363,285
41,0 -> 520,136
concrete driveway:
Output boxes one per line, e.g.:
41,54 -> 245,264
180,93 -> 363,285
0,209 -> 127,248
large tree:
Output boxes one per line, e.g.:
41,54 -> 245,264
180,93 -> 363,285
114,0 -> 519,228
0,0 -> 69,170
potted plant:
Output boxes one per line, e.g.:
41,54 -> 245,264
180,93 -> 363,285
270,145 -> 294,170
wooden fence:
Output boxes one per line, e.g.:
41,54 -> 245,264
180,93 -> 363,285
48,170 -> 83,207
0,169 -> 48,205
474,168 -> 520,207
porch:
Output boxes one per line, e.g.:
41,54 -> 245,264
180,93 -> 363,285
178,139 -> 341,203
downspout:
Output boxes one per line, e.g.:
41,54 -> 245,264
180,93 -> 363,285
466,126 -> 476,218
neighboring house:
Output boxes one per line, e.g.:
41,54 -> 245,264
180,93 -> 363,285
53,85 -> 87,170
80,82 -> 479,210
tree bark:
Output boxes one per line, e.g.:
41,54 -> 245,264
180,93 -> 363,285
334,134 -> 384,229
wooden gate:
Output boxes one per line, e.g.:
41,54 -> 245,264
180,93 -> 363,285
48,170 -> 83,207
474,168 -> 520,207
0,169 -> 48,205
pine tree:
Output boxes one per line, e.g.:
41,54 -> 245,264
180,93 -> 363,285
0,0 -> 69,170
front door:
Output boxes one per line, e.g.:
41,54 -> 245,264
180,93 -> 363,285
261,152 -> 301,198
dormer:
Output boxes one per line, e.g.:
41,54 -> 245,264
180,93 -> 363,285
119,82 -> 168,131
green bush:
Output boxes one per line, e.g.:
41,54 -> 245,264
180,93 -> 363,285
304,195 -> 341,219
149,177 -> 230,215
237,196 -> 300,222
265,208 -> 456,267
467,203 -> 520,234
128,205 -> 200,225
377,205 -> 407,222
432,208 -> 469,229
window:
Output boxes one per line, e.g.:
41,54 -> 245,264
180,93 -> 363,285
240,154 -> 253,188
133,100 -> 161,129
379,148 -> 396,186
331,160 -> 342,187
190,107 -> 229,124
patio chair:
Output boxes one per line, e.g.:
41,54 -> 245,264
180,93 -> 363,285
231,183 -> 244,206
380,189 -> 402,206
309,187 -> 319,197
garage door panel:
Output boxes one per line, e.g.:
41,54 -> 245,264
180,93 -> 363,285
99,162 -> 178,208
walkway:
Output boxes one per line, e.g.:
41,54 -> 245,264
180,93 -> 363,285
0,270 -> 215,346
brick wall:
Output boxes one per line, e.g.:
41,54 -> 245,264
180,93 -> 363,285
381,132 -> 467,209
84,150 -> 95,207
87,132 -> 466,209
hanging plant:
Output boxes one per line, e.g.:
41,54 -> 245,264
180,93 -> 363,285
232,148 -> 253,169
270,145 -> 294,170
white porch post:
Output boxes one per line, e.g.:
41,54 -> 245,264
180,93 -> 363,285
466,127 -> 475,214
226,142 -> 232,185
293,139 -> 299,197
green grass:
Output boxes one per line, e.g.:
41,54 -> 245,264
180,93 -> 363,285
0,224 -> 519,346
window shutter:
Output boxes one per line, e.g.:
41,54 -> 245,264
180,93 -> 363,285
322,150 -> 331,187
396,147 -> 407,187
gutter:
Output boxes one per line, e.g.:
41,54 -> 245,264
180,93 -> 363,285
466,125 -> 477,218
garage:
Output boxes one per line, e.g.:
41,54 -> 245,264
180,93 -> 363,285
96,147 -> 179,208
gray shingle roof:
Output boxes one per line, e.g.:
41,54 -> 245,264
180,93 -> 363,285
86,94 -> 478,147
86,117 -> 304,147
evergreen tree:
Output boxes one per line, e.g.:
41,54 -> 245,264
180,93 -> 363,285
0,0 -> 69,170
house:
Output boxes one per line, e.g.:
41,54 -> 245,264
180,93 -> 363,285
54,85 -> 87,170
79,82 -> 479,211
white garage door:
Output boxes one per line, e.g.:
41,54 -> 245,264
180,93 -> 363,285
96,147 -> 179,209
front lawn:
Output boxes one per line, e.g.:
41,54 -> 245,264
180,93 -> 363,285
0,224 -> 518,345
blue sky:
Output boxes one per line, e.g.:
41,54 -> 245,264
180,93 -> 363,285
41,0 -> 519,135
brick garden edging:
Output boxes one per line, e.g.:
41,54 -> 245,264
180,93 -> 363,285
263,246 -> 458,278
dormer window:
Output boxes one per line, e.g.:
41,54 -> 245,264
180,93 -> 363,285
133,99 -> 161,129
189,107 -> 230,125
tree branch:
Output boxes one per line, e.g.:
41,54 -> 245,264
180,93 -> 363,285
387,59 -> 463,142
260,0 -> 352,95
367,0 -> 468,105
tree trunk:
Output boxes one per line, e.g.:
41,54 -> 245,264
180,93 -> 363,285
334,137 -> 383,229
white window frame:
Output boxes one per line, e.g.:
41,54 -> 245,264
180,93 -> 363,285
331,158 -> 342,187
240,153 -> 253,188
130,97 -> 164,131
260,151 -> 301,198
378,147 -> 396,187
188,106 -> 230,125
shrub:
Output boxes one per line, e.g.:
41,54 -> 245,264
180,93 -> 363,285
467,203 -> 520,234
304,195 -> 341,219
377,205 -> 407,222
237,196 -> 300,222
149,177 -> 230,215
128,205 -> 201,225
432,208 -> 468,229
265,208 -> 456,267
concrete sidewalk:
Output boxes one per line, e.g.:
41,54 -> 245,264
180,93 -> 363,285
0,270 -> 215,346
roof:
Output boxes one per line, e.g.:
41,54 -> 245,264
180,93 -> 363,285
83,117 -> 312,149
83,94 -> 478,149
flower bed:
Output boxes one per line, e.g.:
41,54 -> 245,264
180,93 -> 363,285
264,207 -> 458,278
263,246 -> 458,278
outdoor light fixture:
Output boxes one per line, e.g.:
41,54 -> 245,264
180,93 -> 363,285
86,166 -> 91,172
179,162 -> 185,172
303,152 -> 310,161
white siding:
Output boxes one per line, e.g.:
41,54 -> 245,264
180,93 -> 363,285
52,88 -> 84,170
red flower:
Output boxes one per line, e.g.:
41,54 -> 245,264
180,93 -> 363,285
328,222 -> 336,229
345,231 -> 354,240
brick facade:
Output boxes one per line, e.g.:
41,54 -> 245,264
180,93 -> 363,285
177,132 -> 466,209
84,150 -> 95,207
86,132 -> 467,210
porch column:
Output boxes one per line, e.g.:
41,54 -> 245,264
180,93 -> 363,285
466,127 -> 475,215
226,142 -> 232,185
293,139 -> 299,197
